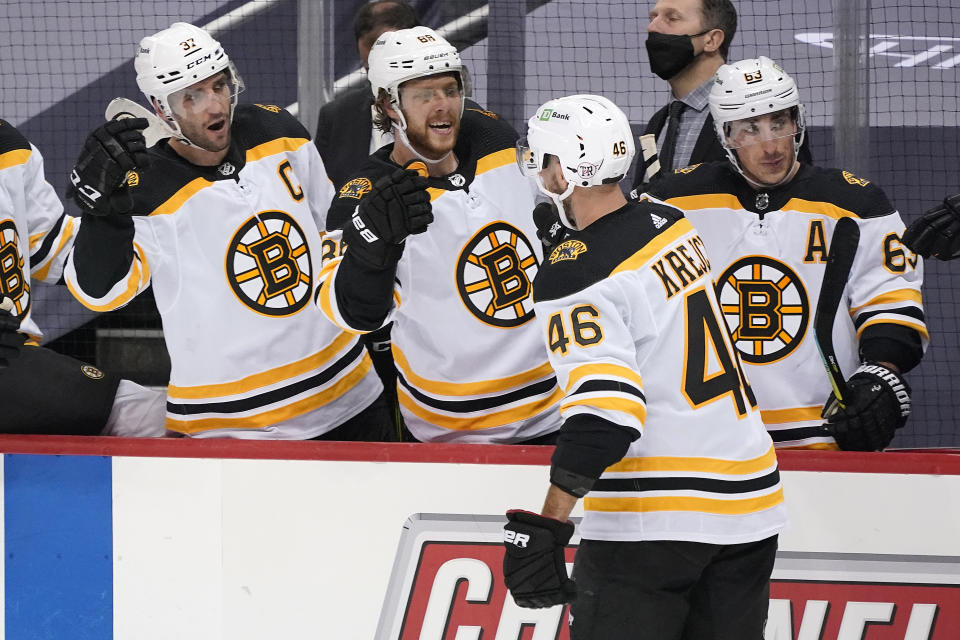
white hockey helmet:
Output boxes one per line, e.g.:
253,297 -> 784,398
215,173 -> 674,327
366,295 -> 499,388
709,56 -> 805,172
367,26 -> 470,130
518,94 -> 635,228
135,22 -> 244,143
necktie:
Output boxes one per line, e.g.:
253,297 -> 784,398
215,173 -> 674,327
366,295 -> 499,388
659,100 -> 685,173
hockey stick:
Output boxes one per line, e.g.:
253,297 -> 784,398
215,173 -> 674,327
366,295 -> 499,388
814,216 -> 860,415
104,98 -> 170,148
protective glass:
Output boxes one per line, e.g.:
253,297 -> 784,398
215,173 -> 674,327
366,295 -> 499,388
168,64 -> 244,117
722,108 -> 798,149
515,137 -> 540,177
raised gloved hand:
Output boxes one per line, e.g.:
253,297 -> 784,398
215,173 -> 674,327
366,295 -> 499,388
822,362 -> 911,451
343,166 -> 433,269
0,297 -> 25,368
502,509 -> 576,608
532,202 -> 568,251
68,118 -> 150,216
902,193 -> 960,261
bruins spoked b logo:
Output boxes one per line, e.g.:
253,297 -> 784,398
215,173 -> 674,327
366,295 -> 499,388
226,211 -> 312,316
457,222 -> 538,327
715,256 -> 809,364
0,220 -> 29,317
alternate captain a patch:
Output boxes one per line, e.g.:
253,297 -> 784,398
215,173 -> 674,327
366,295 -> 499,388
549,239 -> 588,264
226,212 -> 313,317
339,177 -> 373,200
457,222 -> 539,328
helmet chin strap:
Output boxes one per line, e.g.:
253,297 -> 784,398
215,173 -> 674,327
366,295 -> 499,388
536,175 -> 577,230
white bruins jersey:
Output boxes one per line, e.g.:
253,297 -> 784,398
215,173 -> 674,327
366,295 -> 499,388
65,105 -> 381,438
535,202 -> 787,544
318,108 -> 563,443
645,162 -> 927,449
0,121 -> 77,342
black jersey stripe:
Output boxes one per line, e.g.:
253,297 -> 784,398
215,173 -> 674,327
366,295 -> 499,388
852,305 -> 925,329
592,468 -> 780,494
769,425 -> 830,443
569,379 -> 646,402
397,373 -> 558,414
166,340 -> 365,415
29,211 -> 69,267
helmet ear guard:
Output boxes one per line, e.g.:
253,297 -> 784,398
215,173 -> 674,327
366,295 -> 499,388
521,94 -> 635,229
134,22 -> 243,147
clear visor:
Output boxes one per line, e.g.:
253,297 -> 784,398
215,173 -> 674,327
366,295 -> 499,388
516,137 -> 539,177
398,71 -> 468,108
168,65 -> 244,118
722,109 -> 798,149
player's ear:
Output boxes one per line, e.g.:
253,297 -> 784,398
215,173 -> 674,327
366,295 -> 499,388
702,28 -> 724,54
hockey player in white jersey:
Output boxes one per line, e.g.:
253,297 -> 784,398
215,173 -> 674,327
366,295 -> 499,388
316,27 -> 562,443
641,57 -> 926,450
0,121 -> 165,435
65,22 -> 387,439
502,95 -> 786,639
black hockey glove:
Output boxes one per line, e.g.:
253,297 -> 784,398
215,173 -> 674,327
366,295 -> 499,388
821,362 -> 911,451
343,167 -> 433,269
902,193 -> 960,261
532,202 -> 568,251
0,297 -> 25,369
502,509 -> 576,608
68,118 -> 150,216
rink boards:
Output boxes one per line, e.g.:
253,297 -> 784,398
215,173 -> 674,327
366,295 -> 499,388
0,437 -> 957,640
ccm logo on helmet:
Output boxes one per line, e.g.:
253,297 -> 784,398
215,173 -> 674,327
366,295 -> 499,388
504,530 -> 530,548
186,53 -> 213,69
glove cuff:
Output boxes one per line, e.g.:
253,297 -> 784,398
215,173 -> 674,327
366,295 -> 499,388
505,509 -> 575,544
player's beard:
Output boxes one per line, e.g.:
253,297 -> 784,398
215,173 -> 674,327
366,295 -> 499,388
404,110 -> 460,161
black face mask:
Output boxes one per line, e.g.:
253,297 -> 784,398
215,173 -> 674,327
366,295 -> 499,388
645,30 -> 708,80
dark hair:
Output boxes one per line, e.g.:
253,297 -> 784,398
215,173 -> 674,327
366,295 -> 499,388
700,0 -> 737,60
353,1 -> 419,43
373,89 -> 394,133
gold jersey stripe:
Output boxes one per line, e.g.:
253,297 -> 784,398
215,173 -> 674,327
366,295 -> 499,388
609,219 -> 695,277
565,362 -> 644,393
68,243 -> 150,312
0,148 -> 30,171
760,406 -> 822,424
168,331 -> 358,399
584,487 -> 784,515
475,148 -> 515,176
777,442 -> 840,451
605,443 -> 777,475
245,136 -> 309,163
663,193 -> 742,212
398,384 -> 563,431
32,217 -> 76,282
166,352 -> 372,433
393,345 -> 555,396
781,198 -> 858,220
849,288 -> 923,314
149,177 -> 215,216
561,396 -> 647,424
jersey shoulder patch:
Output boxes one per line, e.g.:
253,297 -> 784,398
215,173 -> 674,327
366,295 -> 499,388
796,166 -> 896,219
534,201 -> 686,302
327,151 -> 396,230
0,119 -> 31,156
